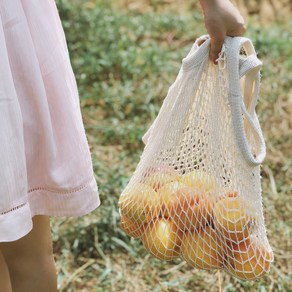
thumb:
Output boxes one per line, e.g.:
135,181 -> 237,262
210,36 -> 225,64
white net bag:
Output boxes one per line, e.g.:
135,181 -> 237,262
118,35 -> 274,280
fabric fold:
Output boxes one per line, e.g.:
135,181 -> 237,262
0,0 -> 99,242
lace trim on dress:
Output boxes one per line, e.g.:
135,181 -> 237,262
0,203 -> 27,215
28,180 -> 93,195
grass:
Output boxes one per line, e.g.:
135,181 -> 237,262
53,0 -> 291,291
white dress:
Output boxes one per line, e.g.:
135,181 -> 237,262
0,0 -> 100,242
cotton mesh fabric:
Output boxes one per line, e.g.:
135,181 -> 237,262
0,0 -> 100,242
118,36 -> 273,280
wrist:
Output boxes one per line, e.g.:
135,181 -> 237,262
199,0 -> 228,10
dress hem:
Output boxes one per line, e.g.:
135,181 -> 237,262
0,177 -> 100,242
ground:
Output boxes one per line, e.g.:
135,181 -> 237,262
53,1 -> 291,291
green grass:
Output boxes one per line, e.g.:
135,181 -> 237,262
53,1 -> 292,291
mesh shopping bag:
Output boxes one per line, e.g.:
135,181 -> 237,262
118,35 -> 274,280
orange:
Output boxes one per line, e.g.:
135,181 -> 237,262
181,226 -> 225,270
142,218 -> 183,261
158,181 -> 213,231
227,239 -> 273,280
118,183 -> 160,223
142,171 -> 180,192
120,216 -> 145,238
213,195 -> 255,242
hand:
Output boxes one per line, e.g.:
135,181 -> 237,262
199,0 -> 246,63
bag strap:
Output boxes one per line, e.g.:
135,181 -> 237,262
226,37 -> 266,166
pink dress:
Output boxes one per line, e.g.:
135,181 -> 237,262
0,0 -> 100,242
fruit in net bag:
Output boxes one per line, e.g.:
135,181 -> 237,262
118,183 -> 160,224
158,181 -> 213,231
142,167 -> 180,191
213,193 -> 256,242
180,170 -> 218,194
120,216 -> 145,238
226,238 -> 274,280
118,36 -> 274,279
181,226 -> 225,270
141,218 -> 183,261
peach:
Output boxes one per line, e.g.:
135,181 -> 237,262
141,218 -> 183,261
118,183 -> 160,223
213,195 -> 255,242
142,171 -> 180,192
180,170 -> 218,195
181,226 -> 225,270
120,216 -> 145,238
227,239 -> 273,280
158,181 -> 213,231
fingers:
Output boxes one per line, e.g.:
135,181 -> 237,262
210,21 -> 246,64
210,36 -> 225,64
228,22 -> 246,36
200,0 -> 246,64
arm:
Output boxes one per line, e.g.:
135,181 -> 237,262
199,0 -> 245,63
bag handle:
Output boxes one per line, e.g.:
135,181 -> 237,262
225,37 -> 266,166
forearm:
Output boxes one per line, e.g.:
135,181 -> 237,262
199,0 -> 230,10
